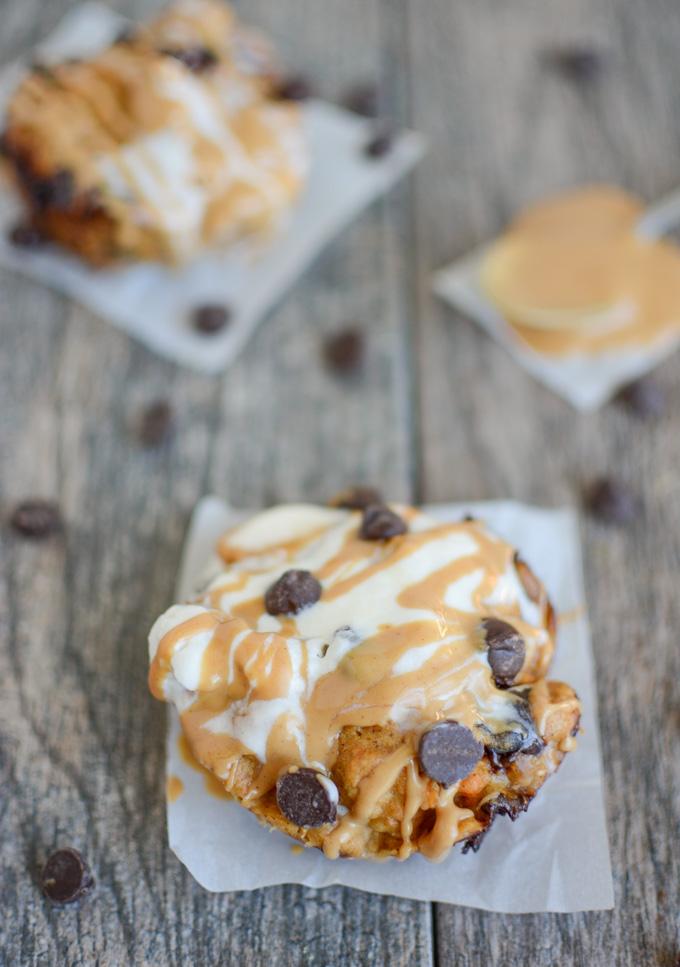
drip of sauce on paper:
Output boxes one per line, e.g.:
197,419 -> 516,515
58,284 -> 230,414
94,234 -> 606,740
481,185 -> 680,356
177,730 -> 233,800
166,774 -> 185,802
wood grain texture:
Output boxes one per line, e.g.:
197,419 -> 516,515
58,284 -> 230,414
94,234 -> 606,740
0,0 -> 678,965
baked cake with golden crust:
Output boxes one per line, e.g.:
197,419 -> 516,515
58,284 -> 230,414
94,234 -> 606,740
148,495 -> 580,861
1,1 -> 307,265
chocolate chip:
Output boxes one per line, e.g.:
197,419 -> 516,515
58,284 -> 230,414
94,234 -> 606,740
329,485 -> 384,510
138,400 -> 173,447
265,569 -> 322,615
274,74 -> 312,101
192,303 -> 232,334
616,377 -> 666,420
359,504 -> 407,540
323,328 -> 364,374
10,499 -> 62,539
161,46 -> 217,73
480,791 -> 530,823
276,768 -> 337,827
342,82 -> 379,117
32,169 -> 74,211
461,830 -> 487,854
40,848 -> 94,905
542,45 -> 604,82
418,721 -> 483,787
363,125 -> 394,159
9,221 -> 45,249
482,618 -> 526,688
115,27 -> 137,45
585,477 -> 639,524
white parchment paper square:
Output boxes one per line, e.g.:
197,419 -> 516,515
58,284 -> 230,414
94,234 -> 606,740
0,4 -> 426,373
433,246 -> 680,411
163,496 -> 614,912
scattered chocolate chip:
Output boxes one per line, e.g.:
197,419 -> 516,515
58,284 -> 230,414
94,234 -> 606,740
462,514 -> 476,522
30,61 -> 55,80
9,222 -> 45,249
585,477 -> 639,524
115,27 -> 137,45
418,721 -> 483,787
359,504 -> 407,540
274,74 -> 312,101
616,377 -> 666,419
342,82 -> 379,117
481,727 -> 525,758
32,169 -> 75,211
40,848 -> 94,905
542,45 -> 604,82
363,125 -> 394,159
10,499 -> 62,539
480,791 -> 530,824
276,768 -> 337,827
323,328 -> 364,374
478,698 -> 543,766
160,46 -> 217,73
265,569 -> 322,616
482,617 -> 526,689
192,303 -> 232,334
329,485 -> 384,511
461,830 -> 487,854
138,400 -> 173,447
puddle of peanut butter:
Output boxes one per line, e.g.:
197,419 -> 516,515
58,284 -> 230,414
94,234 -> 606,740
177,731 -> 233,801
166,775 -> 185,803
482,185 -> 680,356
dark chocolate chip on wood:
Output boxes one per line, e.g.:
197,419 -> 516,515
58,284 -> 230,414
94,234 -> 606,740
585,477 -> 639,524
363,126 -> 394,159
274,74 -> 312,101
9,222 -> 45,249
10,499 -> 62,539
323,328 -> 364,374
161,46 -> 217,72
40,848 -> 94,905
138,400 -> 173,447
418,721 -> 483,787
482,617 -> 526,688
276,768 -> 337,827
192,303 -> 232,334
359,504 -> 407,540
616,377 -> 666,419
542,45 -> 604,82
329,485 -> 384,511
265,569 -> 322,615
342,82 -> 379,117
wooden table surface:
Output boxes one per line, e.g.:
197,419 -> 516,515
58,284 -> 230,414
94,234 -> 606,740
2,0 -> 679,964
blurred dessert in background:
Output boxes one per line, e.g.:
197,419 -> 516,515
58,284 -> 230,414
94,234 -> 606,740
0,0 -> 308,265
481,185 -> 680,355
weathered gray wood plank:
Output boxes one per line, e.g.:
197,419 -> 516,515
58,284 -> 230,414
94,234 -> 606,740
0,0 -> 431,964
409,0 -> 680,964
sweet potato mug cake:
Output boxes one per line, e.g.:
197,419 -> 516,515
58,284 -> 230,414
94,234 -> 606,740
0,0 -> 307,265
148,493 -> 581,861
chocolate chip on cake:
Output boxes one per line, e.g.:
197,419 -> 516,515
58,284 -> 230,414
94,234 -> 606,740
138,400 -> 174,447
585,477 -> 639,524
276,768 -> 337,827
418,721 -> 483,787
161,46 -> 217,72
265,569 -> 322,615
342,82 -> 379,117
329,485 -> 384,511
10,499 -> 62,539
482,617 -> 526,688
363,125 -> 394,159
616,377 -> 666,419
359,504 -> 407,540
32,168 -> 75,211
9,221 -> 45,249
323,328 -> 364,374
274,74 -> 313,101
40,848 -> 94,905
192,303 -> 232,334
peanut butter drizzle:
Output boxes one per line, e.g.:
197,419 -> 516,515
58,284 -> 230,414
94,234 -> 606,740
482,185 -> 680,356
166,774 -> 185,802
177,731 -> 233,800
6,0 -> 306,263
149,505 -> 557,860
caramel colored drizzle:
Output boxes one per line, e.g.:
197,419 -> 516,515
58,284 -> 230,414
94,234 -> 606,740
166,774 -> 185,802
482,185 -> 680,356
149,505 -> 556,860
